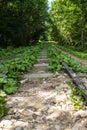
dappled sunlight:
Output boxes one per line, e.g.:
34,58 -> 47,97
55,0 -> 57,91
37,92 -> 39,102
0,45 -> 87,130
0,0 -> 87,129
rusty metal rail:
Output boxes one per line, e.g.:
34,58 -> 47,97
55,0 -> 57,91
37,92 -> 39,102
52,46 -> 87,97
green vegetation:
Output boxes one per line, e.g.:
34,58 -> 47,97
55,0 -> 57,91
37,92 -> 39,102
3,79 -> 18,94
0,0 -> 48,118
68,81 -> 87,110
0,44 -> 42,118
48,47 -> 62,72
0,96 -> 6,118
0,0 -> 87,118
59,45 -> 87,59
0,0 -> 48,47
48,45 -> 87,73
48,44 -> 87,110
48,0 -> 87,48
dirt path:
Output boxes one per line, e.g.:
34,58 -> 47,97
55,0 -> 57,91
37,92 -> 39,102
59,49 -> 87,68
0,48 -> 87,130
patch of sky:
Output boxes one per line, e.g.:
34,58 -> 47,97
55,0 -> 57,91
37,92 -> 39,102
48,0 -> 54,11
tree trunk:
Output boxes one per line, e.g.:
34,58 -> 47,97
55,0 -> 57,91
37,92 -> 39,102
81,0 -> 85,48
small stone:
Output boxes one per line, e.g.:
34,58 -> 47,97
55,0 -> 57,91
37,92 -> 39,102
28,106 -> 37,112
43,81 -> 46,84
14,121 -> 28,128
72,123 -> 80,130
66,101 -> 71,105
55,125 -> 61,130
25,115 -> 33,120
23,127 -> 28,130
0,120 -> 12,127
54,95 -> 67,103
48,106 -> 62,114
74,110 -> 87,118
15,126 -> 23,130
60,102 -> 64,106
55,72 -> 60,76
64,73 -> 67,76
56,106 -> 61,110
20,79 -> 28,84
62,104 -> 66,109
2,128 -> 13,130
63,81 -> 66,84
57,75 -> 63,79
47,110 -> 62,120
4,116 -> 12,120
36,117 -> 43,123
33,111 -> 41,116
36,126 -> 42,130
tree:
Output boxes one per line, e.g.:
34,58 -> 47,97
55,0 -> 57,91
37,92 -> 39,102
0,0 -> 48,47
48,0 -> 87,48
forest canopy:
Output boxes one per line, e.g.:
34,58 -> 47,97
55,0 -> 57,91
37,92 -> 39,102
48,0 -> 87,47
0,0 -> 48,47
0,0 -> 87,48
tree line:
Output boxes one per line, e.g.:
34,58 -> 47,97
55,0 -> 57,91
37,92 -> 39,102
0,0 -> 48,47
48,0 -> 87,48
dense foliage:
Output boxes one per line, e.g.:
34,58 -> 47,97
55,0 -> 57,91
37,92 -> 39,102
0,0 -> 87,117
48,44 -> 87,110
59,45 -> 87,59
48,45 -> 87,73
48,0 -> 87,47
68,81 -> 86,110
0,44 -> 42,118
0,0 -> 48,47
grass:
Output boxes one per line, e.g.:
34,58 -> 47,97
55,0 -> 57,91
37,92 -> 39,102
59,45 -> 87,59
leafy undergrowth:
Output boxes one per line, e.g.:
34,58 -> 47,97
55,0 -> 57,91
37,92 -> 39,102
48,45 -> 87,73
48,48 -> 62,72
68,81 -> 87,110
0,46 -> 27,61
59,45 -> 87,59
0,90 -> 7,118
48,45 -> 87,110
0,96 -> 7,118
0,44 -> 43,118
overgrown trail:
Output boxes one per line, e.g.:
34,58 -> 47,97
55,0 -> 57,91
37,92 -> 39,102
59,49 -> 87,68
0,48 -> 87,130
